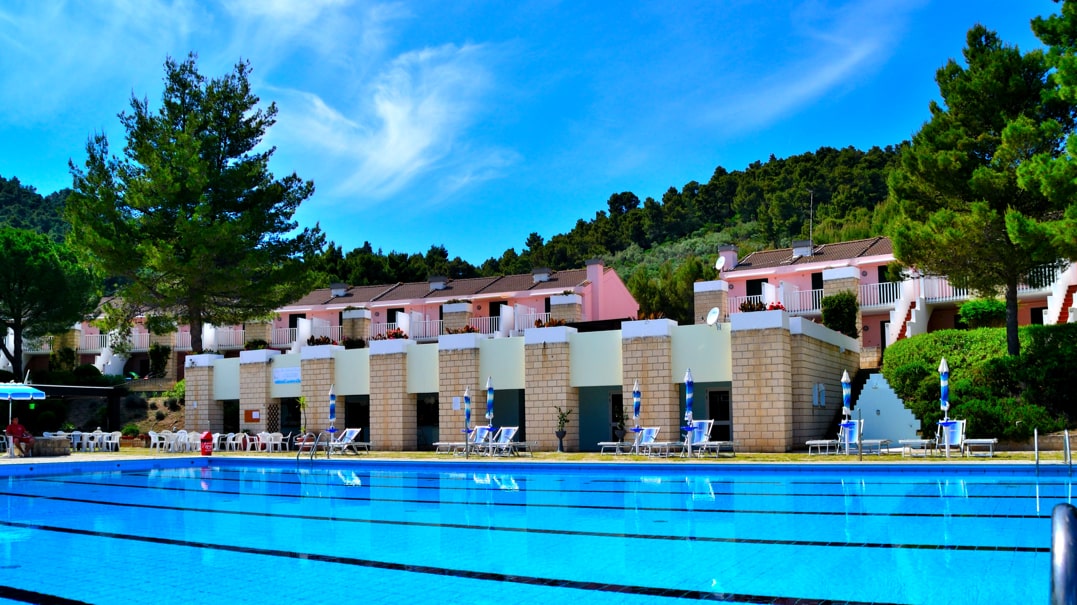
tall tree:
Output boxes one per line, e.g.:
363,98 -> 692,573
0,228 -> 97,378
888,25 -> 1073,355
1012,2 -> 1077,262
66,54 -> 324,353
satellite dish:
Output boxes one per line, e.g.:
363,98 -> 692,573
714,256 -> 726,272
705,307 -> 721,326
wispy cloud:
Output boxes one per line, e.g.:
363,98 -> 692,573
272,41 -> 518,207
709,1 -> 920,133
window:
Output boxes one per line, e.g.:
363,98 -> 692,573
811,272 -> 823,291
1031,307 -> 1047,325
708,390 -> 732,441
287,313 -> 306,329
746,279 -> 768,297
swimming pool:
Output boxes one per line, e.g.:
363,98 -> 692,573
0,459 -> 1064,604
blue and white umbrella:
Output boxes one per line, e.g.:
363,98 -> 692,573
2,383 -> 45,425
939,358 -> 950,421
464,386 -> 472,431
841,370 -> 852,419
684,368 -> 694,424
485,376 -> 494,426
632,379 -> 641,428
327,384 -> 337,433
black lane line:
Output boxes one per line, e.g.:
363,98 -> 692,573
27,478 -> 1054,521
0,519 -> 905,605
0,585 -> 92,605
0,492 -> 1050,553
39,475 -> 1060,505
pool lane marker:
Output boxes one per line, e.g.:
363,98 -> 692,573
0,493 -> 1050,554
0,518 -> 903,605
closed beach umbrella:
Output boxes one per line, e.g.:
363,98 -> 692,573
327,384 -> 337,433
684,368 -> 694,424
464,386 -> 472,431
939,358 -> 950,421
841,370 -> 852,419
632,380 -> 641,427
485,376 -> 494,426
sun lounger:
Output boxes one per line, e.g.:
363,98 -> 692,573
840,419 -> 891,455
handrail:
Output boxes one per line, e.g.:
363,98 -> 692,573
1051,503 -> 1077,605
295,432 -> 317,461
309,432 -> 326,460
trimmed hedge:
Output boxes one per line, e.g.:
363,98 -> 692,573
881,324 -> 1075,441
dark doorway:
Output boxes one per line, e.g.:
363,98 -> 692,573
416,393 -> 439,450
708,390 -> 732,442
747,279 -> 768,297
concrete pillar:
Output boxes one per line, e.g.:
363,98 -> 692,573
369,339 -> 417,451
300,349 -> 337,433
185,354 -> 222,432
239,354 -> 274,434
342,309 -> 371,342
244,321 -> 273,346
693,280 -> 729,324
524,326 -> 578,451
550,294 -> 583,323
441,303 -> 472,333
621,320 -> 679,435
730,311 -> 792,452
437,334 -> 485,438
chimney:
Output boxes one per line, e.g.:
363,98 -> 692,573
429,276 -> 448,291
532,267 -> 551,283
329,283 -> 347,297
585,258 -> 603,321
791,240 -> 814,259
718,245 -> 738,272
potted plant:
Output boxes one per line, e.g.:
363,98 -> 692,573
555,406 -> 572,452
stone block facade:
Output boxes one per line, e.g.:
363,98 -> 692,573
442,311 -> 472,333
550,301 -> 582,324
239,361 -> 272,433
621,330 -> 678,433
244,321 -> 273,344
790,333 -> 860,446
731,325 -> 792,452
438,347 -> 482,436
300,358 -> 335,433
185,363 -> 217,431
693,281 -> 729,324
369,349 -> 416,451
524,332 -> 577,451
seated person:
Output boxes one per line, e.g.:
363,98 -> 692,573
5,416 -> 35,457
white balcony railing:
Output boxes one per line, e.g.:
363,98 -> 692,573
272,328 -> 297,347
24,335 -> 54,354
410,319 -> 443,341
80,333 -> 109,352
516,312 -> 551,333
175,332 -> 192,351
369,322 -> 399,340
309,325 -> 341,343
784,288 -> 822,314
728,295 -> 765,314
860,281 -> 902,308
128,332 -> 150,352
468,316 -> 500,335
216,328 -> 246,349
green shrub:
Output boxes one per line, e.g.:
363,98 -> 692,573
148,343 -> 171,378
342,337 -> 366,349
123,394 -> 147,410
50,346 -> 77,372
959,298 -> 1006,328
244,339 -> 269,350
121,423 -> 141,438
882,325 -> 1075,439
155,410 -> 166,421
821,290 -> 859,338
165,379 -> 185,402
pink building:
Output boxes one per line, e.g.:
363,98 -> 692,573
710,236 -> 1077,368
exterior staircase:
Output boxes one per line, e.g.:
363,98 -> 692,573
1058,284 -> 1077,324
896,302 -> 916,341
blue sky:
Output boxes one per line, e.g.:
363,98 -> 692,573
0,0 -> 1060,265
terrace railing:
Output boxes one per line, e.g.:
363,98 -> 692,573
860,281 -> 901,308
80,333 -> 109,353
468,316 -> 500,335
271,328 -> 297,347
216,328 -> 246,350
410,319 -> 443,341
728,295 -> 765,314
174,332 -> 192,351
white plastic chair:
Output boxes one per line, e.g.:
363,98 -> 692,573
106,431 -> 122,452
174,429 -> 189,452
148,431 -> 166,453
186,431 -> 201,452
227,433 -> 244,451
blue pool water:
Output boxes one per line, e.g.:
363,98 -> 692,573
0,459 -> 1065,604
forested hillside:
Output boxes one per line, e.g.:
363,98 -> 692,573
4,144 -> 901,323
0,175 -> 69,241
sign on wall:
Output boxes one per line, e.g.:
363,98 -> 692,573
273,366 -> 301,384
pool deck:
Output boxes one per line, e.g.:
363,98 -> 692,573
0,447 -> 1055,466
